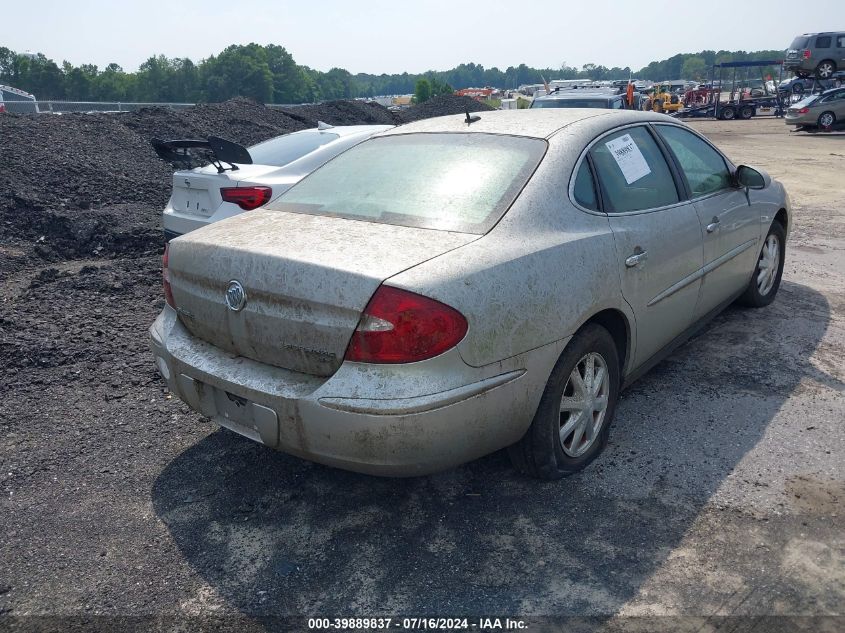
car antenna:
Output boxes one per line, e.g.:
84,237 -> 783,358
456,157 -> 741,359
465,108 -> 481,125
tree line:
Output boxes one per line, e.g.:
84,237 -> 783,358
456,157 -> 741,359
0,43 -> 787,103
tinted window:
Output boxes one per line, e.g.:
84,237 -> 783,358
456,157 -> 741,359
589,127 -> 679,213
573,161 -> 599,211
249,131 -> 339,167
816,36 -> 832,48
657,125 -> 731,197
790,36 -> 810,49
268,133 -> 546,234
838,35 -> 845,48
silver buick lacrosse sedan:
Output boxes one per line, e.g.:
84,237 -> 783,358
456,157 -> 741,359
150,109 -> 790,479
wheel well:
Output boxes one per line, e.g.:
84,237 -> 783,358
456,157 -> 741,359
775,208 -> 788,232
582,309 -> 629,373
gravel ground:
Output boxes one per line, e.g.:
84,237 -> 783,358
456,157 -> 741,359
1,114 -> 843,632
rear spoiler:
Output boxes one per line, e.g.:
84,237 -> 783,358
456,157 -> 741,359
150,136 -> 253,172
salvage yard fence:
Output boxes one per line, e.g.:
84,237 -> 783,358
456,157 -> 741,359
3,101 -> 307,114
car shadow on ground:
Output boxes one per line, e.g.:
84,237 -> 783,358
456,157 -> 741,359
152,280 -> 841,620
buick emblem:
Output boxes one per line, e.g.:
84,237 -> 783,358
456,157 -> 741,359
225,280 -> 247,312
185,179 -> 191,188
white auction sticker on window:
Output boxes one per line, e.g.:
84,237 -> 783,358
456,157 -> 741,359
605,134 -> 651,184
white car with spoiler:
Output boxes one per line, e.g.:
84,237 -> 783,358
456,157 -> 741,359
152,122 -> 393,241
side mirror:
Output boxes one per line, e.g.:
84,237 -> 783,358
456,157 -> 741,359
735,165 -> 768,190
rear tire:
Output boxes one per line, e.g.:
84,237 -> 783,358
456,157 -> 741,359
815,60 -> 836,79
720,106 -> 736,120
818,111 -> 836,129
739,105 -> 754,120
508,324 -> 620,480
737,221 -> 786,308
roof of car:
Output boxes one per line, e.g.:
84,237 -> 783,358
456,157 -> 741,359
380,109 -> 672,140
535,91 -> 622,100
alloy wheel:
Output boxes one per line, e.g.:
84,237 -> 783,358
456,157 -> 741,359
819,112 -> 835,128
756,234 -> 780,296
817,62 -> 835,79
558,352 -> 610,458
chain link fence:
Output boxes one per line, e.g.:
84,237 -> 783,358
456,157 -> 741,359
2,101 -> 312,114
20,101 -> 196,114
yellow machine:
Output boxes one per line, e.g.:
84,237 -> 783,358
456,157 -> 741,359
646,84 -> 684,113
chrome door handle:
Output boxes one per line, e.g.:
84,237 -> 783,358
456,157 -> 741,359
625,250 -> 648,267
706,217 -> 720,233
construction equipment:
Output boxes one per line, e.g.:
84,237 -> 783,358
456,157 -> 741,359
645,83 -> 684,113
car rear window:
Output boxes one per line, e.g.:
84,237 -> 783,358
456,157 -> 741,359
790,36 -> 810,49
532,98 -> 611,109
267,133 -> 546,234
795,95 -> 820,107
248,131 -> 339,167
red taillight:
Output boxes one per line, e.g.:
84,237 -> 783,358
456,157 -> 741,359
220,186 -> 272,210
163,244 -> 176,308
803,50 -> 811,59
798,107 -> 810,114
344,286 -> 468,364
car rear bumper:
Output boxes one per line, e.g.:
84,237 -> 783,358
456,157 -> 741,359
783,60 -> 809,72
149,307 -> 554,476
784,113 -> 815,126
162,206 -> 211,238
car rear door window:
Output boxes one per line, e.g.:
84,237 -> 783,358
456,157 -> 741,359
589,126 -> 679,213
816,36 -> 832,48
572,161 -> 599,211
837,35 -> 845,48
656,125 -> 731,197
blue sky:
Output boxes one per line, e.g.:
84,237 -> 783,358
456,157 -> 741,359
6,0 -> 844,73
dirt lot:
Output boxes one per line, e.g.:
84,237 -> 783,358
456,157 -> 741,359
1,114 -> 843,632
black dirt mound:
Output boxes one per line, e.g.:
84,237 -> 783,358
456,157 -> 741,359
290,100 -> 402,126
117,97 -> 314,147
397,94 -> 496,123
0,95 -> 501,273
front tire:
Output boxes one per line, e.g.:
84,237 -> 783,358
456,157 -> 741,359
737,221 -> 786,308
739,104 -> 754,120
508,324 -> 620,480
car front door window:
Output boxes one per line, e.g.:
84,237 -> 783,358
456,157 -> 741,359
656,125 -> 732,197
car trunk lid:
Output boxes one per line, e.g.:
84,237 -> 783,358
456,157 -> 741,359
170,167 -> 234,218
167,210 -> 476,376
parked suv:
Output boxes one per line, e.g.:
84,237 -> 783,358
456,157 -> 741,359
531,90 -> 628,110
784,32 -> 845,79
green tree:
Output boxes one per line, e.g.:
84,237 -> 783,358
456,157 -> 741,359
414,78 -> 431,103
200,44 -> 273,102
681,56 -> 708,81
